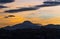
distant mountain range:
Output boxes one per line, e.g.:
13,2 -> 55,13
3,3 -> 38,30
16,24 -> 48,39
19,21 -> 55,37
1,21 -> 60,30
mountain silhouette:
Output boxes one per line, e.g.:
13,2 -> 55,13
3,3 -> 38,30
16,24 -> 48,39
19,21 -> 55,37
2,21 -> 60,30
3,21 -> 41,30
45,24 -> 60,29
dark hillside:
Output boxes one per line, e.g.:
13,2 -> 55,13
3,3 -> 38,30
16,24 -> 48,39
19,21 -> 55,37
0,21 -> 60,39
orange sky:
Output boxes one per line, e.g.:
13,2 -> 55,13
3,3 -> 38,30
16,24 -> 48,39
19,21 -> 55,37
0,0 -> 60,28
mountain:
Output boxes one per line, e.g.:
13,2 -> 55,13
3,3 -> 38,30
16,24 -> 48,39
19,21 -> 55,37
1,21 -> 60,30
45,24 -> 60,29
2,21 -> 41,30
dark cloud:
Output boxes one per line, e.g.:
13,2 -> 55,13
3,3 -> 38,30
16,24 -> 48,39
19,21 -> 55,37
35,1 -> 59,8
4,7 -> 39,13
4,4 -> 56,13
4,1 -> 59,13
0,6 -> 8,8
4,15 -> 15,18
0,0 -> 14,4
4,4 -> 58,13
34,4 -> 58,8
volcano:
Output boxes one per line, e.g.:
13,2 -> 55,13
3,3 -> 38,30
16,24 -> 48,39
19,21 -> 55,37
3,21 -> 41,30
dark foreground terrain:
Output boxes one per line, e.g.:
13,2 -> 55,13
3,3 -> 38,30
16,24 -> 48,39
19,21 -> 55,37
0,21 -> 60,39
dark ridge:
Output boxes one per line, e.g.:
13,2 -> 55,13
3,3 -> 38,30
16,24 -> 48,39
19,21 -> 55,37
0,25 -> 57,39
2,21 -> 41,30
0,0 -> 14,4
44,24 -> 60,29
0,21 -> 60,39
1,20 -> 60,31
2,22 -> 60,30
4,7 -> 38,13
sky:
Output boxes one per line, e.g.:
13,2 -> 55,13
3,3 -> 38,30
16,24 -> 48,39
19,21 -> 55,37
0,0 -> 60,28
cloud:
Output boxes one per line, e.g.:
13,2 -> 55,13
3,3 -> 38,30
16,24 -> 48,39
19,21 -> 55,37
35,4 -> 58,8
4,7 -> 39,13
0,0 -> 14,4
34,1 -> 60,8
4,4 -> 55,13
0,6 -> 8,8
4,4 -> 58,13
4,15 -> 15,18
4,1 -> 59,13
